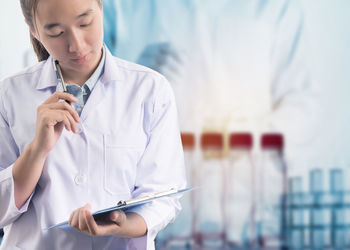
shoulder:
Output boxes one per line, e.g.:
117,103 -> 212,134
113,56 -> 166,82
104,46 -> 168,86
106,54 -> 173,97
0,61 -> 46,94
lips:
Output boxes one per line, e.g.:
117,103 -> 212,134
72,54 -> 89,64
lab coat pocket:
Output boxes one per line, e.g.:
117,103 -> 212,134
104,134 -> 144,195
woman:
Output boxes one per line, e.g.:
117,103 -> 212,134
0,0 -> 186,249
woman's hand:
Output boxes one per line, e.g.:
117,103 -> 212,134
13,92 -> 79,209
32,92 -> 80,156
68,204 -> 127,236
68,204 -> 147,237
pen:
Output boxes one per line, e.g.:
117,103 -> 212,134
53,60 -> 70,104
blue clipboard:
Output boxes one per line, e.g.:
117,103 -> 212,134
44,187 -> 192,230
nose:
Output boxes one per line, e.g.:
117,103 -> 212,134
68,29 -> 85,54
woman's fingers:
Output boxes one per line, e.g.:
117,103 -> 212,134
68,204 -> 124,236
42,92 -> 80,132
69,205 -> 88,232
43,110 -> 75,132
46,101 -> 80,123
85,210 -> 100,235
40,100 -> 80,133
68,209 -> 79,229
58,110 -> 78,133
43,92 -> 77,105
78,207 -> 89,233
70,204 -> 102,235
109,210 -> 126,226
58,111 -> 72,132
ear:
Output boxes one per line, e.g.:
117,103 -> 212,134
30,27 -> 40,41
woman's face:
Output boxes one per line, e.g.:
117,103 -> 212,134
32,0 -> 103,80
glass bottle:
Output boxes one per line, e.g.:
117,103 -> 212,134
194,132 -> 225,249
224,132 -> 255,248
256,133 -> 287,249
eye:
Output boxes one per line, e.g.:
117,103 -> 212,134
48,32 -> 64,38
80,22 -> 92,28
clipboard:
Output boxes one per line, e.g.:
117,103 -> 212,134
45,187 -> 192,230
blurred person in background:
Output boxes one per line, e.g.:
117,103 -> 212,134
103,0 -> 318,246
103,0 -> 317,151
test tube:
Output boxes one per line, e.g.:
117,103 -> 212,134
288,177 -> 304,249
330,169 -> 345,250
309,169 -> 325,249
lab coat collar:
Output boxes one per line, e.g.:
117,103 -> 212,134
35,45 -> 123,90
100,45 -> 125,83
35,57 -> 57,90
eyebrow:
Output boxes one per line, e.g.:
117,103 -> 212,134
77,9 -> 94,19
44,9 -> 94,30
44,23 -> 60,30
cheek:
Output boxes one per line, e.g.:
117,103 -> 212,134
40,38 -> 66,59
89,20 -> 104,47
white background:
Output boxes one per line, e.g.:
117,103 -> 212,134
1,0 -> 350,167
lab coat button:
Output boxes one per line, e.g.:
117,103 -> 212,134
74,174 -> 86,185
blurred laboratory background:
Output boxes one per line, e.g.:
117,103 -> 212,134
1,0 -> 350,249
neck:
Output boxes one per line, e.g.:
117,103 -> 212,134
61,49 -> 103,87
63,70 -> 91,87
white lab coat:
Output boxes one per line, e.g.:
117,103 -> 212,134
0,46 -> 186,250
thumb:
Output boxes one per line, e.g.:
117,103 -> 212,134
110,211 -> 120,222
110,210 -> 125,225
